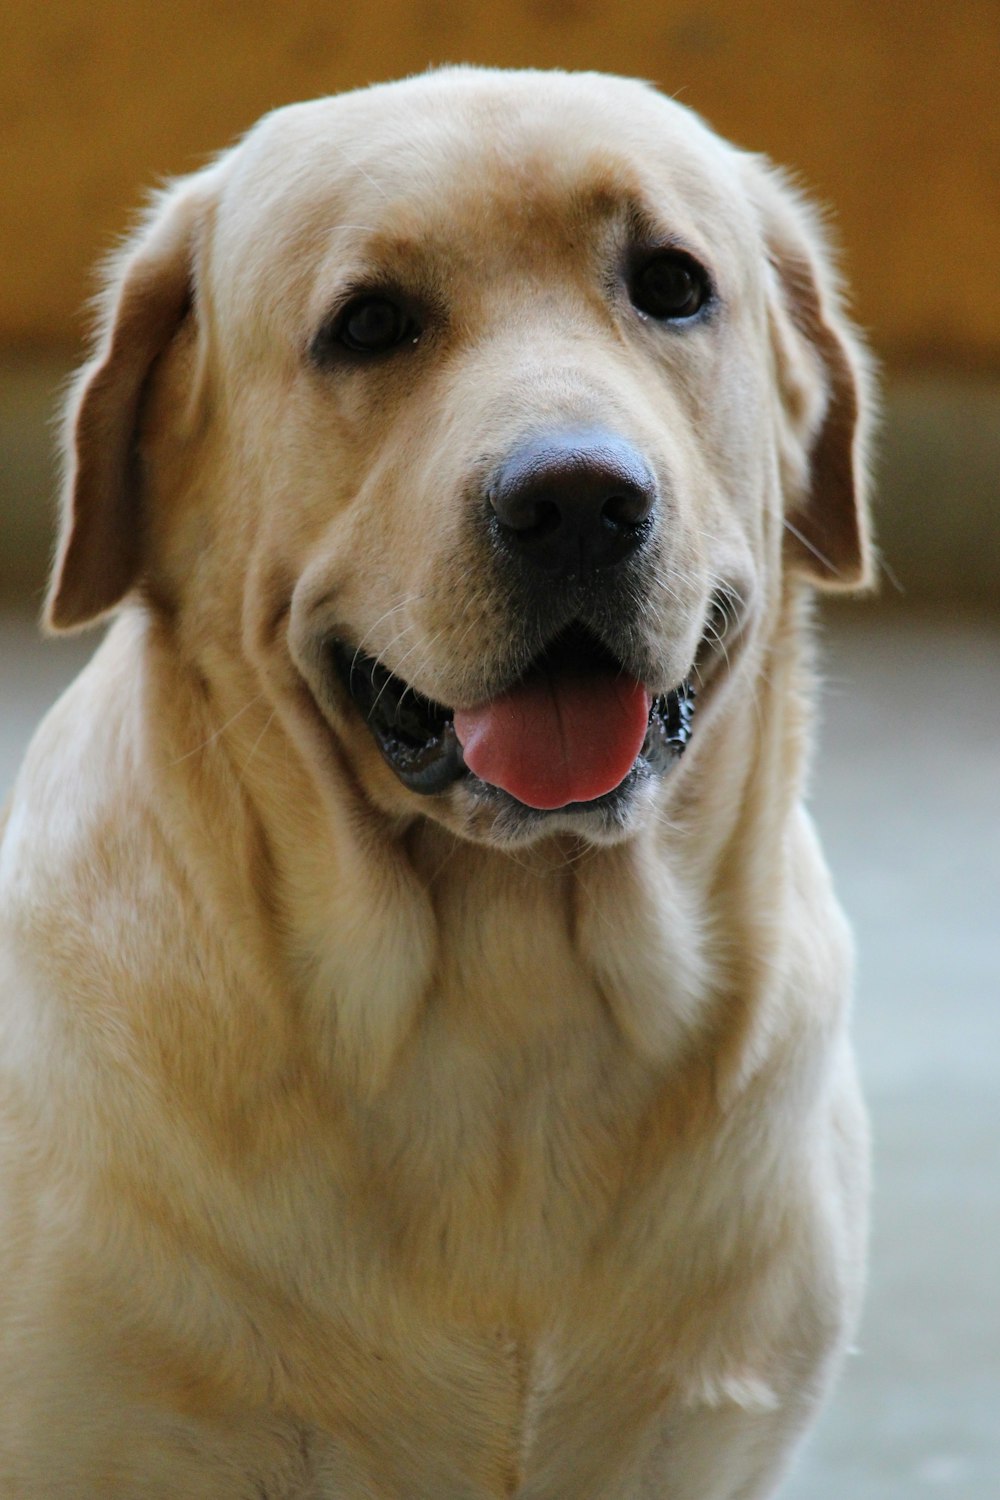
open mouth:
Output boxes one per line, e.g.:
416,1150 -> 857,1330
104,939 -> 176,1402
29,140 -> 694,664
330,624 -> 695,812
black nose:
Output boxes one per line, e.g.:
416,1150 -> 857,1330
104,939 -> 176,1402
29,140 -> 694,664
487,429 -> 657,575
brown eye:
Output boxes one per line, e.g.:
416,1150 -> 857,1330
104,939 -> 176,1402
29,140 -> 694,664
630,253 -> 710,322
335,295 -> 418,355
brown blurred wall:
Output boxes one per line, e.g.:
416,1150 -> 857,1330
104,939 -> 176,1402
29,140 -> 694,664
2,1 -> 999,604
5,0 -> 999,368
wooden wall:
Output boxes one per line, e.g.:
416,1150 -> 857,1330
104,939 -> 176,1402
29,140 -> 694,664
4,0 -> 998,369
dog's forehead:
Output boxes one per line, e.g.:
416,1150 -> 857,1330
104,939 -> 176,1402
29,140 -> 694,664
212,70 -> 758,312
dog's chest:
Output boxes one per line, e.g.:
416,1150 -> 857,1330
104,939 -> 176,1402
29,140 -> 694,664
344,932 -> 661,1306
295,831 -> 705,1317
281,969 -> 691,1493
227,873 -> 747,1495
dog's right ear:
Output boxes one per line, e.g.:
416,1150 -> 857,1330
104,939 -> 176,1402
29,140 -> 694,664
46,174 -> 218,632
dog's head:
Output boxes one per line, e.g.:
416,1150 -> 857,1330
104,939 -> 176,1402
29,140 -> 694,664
48,68 -> 873,848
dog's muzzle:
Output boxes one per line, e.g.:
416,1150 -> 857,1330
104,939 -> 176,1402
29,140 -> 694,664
330,625 -> 695,810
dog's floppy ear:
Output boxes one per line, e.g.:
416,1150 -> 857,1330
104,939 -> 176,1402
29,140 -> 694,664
749,162 -> 875,590
46,174 -> 217,631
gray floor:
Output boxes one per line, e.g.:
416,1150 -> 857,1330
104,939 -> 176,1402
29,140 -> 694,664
1,600 -> 997,1497
797,607 -> 1000,1499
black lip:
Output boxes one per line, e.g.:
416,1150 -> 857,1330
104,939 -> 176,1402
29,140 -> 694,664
331,641 -> 467,795
330,627 -> 696,807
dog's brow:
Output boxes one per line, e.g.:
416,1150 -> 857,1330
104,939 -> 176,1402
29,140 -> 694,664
623,197 -> 696,254
328,226 -> 439,281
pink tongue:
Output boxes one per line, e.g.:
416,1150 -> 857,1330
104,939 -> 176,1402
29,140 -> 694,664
453,669 -> 651,810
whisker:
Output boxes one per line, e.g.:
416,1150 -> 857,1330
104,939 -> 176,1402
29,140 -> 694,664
782,518 -> 842,579
241,709 -> 277,773
169,693 -> 266,766
338,152 -> 390,202
352,596 -> 427,669
366,622 -> 452,717
877,552 -> 905,595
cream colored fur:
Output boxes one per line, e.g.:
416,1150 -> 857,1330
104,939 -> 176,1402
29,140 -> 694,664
0,68 -> 872,1498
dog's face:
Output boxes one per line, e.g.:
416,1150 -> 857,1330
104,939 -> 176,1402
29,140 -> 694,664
49,69 -> 871,848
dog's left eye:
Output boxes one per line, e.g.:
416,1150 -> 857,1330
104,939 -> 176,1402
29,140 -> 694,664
629,253 -> 711,322
329,295 -> 420,356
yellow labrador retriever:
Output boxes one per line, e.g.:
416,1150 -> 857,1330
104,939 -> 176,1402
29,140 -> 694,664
0,68 -> 872,1498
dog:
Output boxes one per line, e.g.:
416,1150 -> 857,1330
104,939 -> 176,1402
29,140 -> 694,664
0,67 -> 873,1498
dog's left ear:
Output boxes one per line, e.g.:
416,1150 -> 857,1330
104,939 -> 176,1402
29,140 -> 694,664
748,162 -> 875,590
46,173 -> 218,632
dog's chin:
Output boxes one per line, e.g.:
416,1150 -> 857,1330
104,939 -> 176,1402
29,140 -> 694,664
449,762 -> 661,848
314,621 -> 705,848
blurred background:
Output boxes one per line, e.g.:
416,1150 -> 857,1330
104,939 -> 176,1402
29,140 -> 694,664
1,4 -> 997,1496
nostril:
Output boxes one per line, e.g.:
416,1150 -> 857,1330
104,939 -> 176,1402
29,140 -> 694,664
517,498 -> 562,543
491,490 -> 562,541
603,489 -> 653,530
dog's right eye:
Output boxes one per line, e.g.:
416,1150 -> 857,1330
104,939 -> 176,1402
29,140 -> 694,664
628,252 -> 711,323
327,294 -> 420,357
